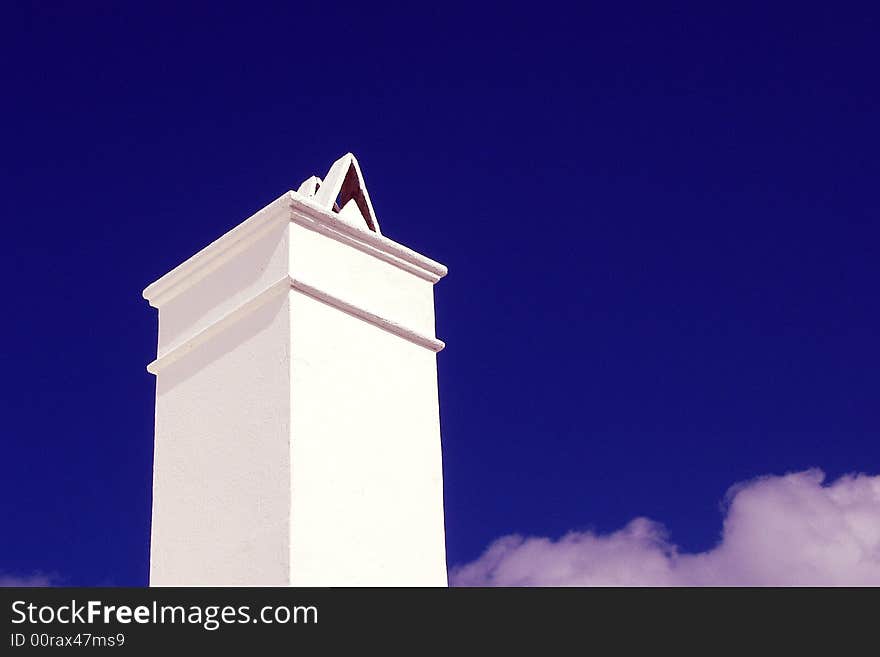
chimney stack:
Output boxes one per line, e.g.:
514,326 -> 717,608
143,154 -> 448,586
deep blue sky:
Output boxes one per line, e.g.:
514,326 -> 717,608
1,3 -> 878,585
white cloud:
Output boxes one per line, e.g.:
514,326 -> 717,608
451,469 -> 880,586
0,572 -> 57,587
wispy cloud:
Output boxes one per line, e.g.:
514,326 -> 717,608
0,572 -> 59,587
451,469 -> 880,586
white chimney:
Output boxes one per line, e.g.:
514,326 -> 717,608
143,154 -> 448,586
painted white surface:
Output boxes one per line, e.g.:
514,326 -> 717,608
150,292 -> 291,585
145,155 -> 448,586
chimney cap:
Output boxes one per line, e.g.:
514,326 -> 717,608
296,153 -> 381,235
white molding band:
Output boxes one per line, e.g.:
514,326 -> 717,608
288,196 -> 447,283
289,278 -> 445,353
143,196 -> 290,308
146,277 -> 290,375
142,192 -> 447,307
146,276 -> 444,375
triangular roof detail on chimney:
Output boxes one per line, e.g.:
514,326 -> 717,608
297,153 -> 381,235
